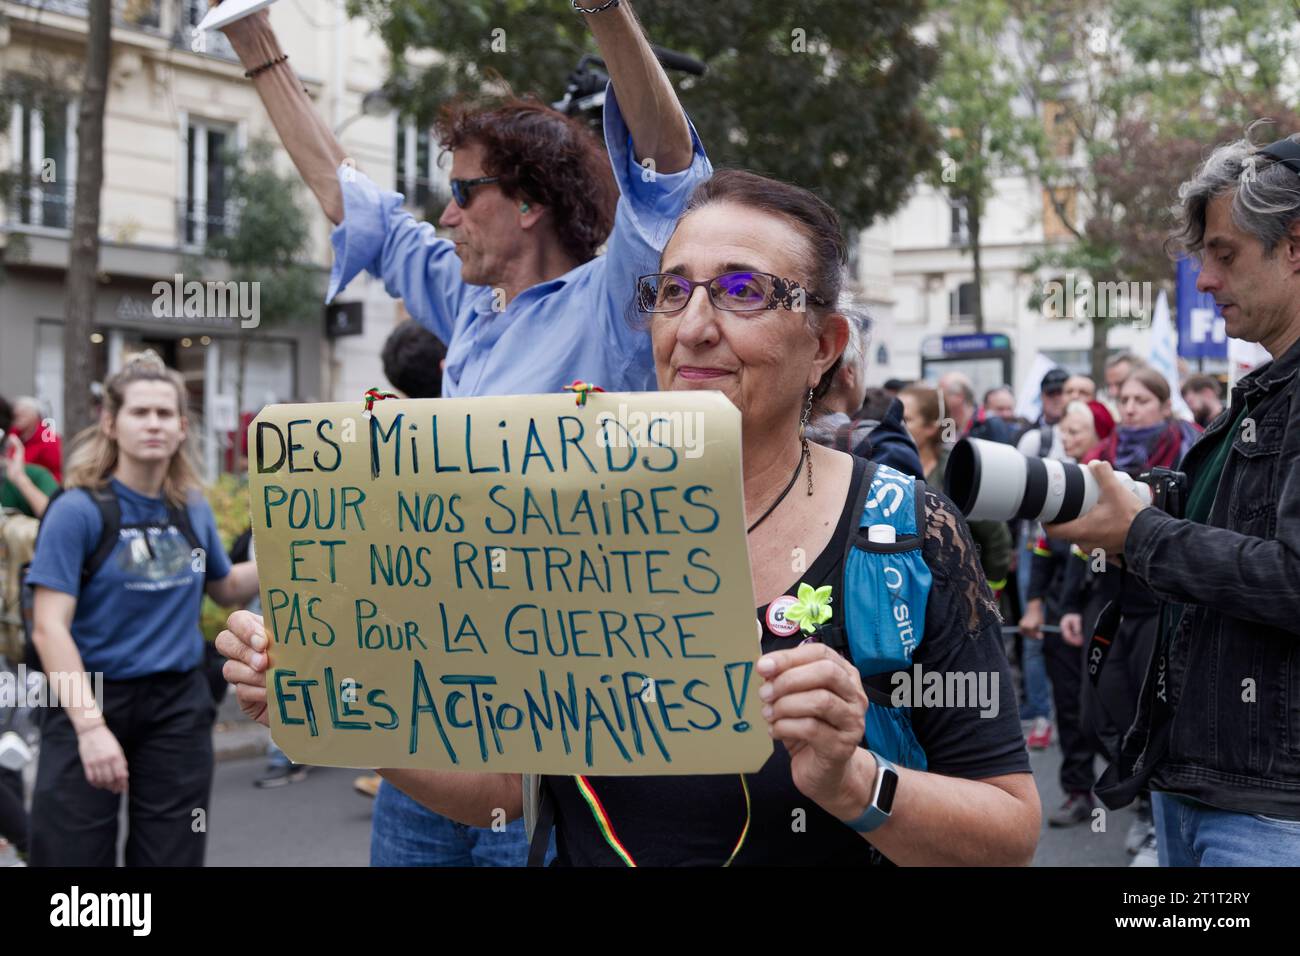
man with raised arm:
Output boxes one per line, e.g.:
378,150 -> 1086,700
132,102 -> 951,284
217,0 -> 709,397
215,0 -> 711,866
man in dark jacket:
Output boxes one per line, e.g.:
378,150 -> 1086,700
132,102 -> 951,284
1048,132 -> 1300,866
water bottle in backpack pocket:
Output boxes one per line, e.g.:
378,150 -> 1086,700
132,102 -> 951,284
838,463 -> 933,771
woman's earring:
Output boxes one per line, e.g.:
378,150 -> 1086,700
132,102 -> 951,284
801,387 -> 814,496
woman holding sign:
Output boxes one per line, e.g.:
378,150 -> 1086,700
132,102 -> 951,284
210,0 -> 709,870
219,172 -> 1040,865
27,353 -> 260,866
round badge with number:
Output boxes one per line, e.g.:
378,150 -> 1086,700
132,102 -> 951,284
765,595 -> 800,637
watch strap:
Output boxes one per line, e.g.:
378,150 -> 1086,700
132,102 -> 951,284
844,750 -> 898,834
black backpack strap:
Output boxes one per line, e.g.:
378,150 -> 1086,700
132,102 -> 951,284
822,457 -> 878,660
167,498 -> 210,582
166,498 -> 203,552
82,486 -> 122,584
914,478 -> 928,535
527,777 -> 556,867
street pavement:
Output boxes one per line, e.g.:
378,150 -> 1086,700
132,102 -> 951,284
204,723 -> 1138,867
2,697 -> 1139,867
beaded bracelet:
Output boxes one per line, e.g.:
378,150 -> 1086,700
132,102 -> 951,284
245,52 -> 289,80
572,0 -> 621,13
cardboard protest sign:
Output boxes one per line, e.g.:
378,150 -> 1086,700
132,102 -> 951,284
248,391 -> 770,774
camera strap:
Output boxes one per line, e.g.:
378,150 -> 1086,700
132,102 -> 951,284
1084,556 -> 1128,687
1085,597 -> 1121,688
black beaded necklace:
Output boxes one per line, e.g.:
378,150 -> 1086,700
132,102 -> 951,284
746,445 -> 807,534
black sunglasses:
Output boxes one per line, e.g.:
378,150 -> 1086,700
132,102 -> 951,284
450,176 -> 501,208
636,271 -> 830,315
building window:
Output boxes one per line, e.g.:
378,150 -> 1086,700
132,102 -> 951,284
1044,101 -> 1077,159
178,0 -> 237,58
182,119 -> 235,246
1042,185 -> 1078,240
949,281 -> 976,325
7,94 -> 76,230
949,198 -> 969,246
122,0 -> 162,28
7,0 -> 163,27
396,120 -> 431,210
396,118 -> 451,219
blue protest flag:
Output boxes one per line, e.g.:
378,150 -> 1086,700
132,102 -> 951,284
1176,256 -> 1227,359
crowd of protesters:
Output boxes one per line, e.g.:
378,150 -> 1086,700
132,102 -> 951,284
880,356 -> 1221,865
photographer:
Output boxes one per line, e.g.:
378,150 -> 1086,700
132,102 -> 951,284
1048,133 -> 1300,866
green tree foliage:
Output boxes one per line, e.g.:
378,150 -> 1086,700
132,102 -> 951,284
925,0 -> 1037,331
1011,0 -> 1300,377
347,0 -> 939,229
204,138 -> 322,328
203,138 -> 322,412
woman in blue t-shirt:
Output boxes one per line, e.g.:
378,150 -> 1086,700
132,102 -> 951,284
26,351 -> 259,866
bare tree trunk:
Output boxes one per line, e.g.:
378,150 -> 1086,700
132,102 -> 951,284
969,191 -> 985,334
1091,314 -> 1109,384
62,0 -> 112,436
237,333 -> 249,470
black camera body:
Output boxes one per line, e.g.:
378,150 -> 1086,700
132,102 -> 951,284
1137,467 -> 1189,520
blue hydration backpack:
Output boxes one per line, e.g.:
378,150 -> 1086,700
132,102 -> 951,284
816,460 -> 932,771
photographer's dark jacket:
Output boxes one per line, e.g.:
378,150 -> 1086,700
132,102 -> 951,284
1108,338 -> 1300,817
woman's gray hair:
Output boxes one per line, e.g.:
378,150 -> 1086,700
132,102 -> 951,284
1170,125 -> 1300,258
1063,399 -> 1094,421
838,302 -> 873,370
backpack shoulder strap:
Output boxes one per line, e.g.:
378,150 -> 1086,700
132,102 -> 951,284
525,774 -> 552,867
167,497 -> 204,552
82,486 -> 122,584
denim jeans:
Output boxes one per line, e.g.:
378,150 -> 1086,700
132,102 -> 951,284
369,778 -> 551,866
1152,791 -> 1300,866
266,741 -> 292,768
1016,527 -> 1052,721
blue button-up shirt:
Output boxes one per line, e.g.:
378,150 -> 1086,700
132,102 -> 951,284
326,87 -> 712,398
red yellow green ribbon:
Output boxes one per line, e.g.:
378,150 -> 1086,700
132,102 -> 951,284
563,380 -> 605,407
575,774 -> 751,867
363,387 -> 400,417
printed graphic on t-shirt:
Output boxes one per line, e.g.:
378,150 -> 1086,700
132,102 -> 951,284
115,525 -> 195,592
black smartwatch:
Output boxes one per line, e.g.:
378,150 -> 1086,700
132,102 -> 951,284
844,750 -> 899,833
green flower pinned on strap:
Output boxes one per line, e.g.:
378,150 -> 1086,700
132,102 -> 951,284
785,582 -> 833,634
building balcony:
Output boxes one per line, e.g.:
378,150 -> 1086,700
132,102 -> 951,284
4,0 -> 237,60
2,177 -> 75,232
176,197 -> 241,248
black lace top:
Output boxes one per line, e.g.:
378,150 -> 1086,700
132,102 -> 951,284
544,460 -> 1029,866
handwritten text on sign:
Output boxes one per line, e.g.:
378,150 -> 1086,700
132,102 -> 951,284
248,392 -> 768,774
